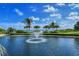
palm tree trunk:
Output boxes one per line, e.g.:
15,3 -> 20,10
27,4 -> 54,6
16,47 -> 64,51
29,23 -> 31,31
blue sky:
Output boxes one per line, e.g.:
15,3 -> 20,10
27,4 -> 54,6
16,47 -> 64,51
0,3 -> 79,29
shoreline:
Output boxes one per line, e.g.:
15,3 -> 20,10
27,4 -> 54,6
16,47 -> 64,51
0,34 -> 79,38
6,34 -> 79,38
0,34 -> 6,37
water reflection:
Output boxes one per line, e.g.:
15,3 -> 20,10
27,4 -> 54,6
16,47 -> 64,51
7,36 -> 30,56
74,38 -> 79,55
74,38 -> 79,47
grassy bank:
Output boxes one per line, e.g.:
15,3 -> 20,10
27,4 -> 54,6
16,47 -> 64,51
6,32 -> 31,35
43,31 -> 79,36
1,29 -> 79,36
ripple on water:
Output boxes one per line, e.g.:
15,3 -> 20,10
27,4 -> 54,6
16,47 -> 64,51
26,38 -> 46,44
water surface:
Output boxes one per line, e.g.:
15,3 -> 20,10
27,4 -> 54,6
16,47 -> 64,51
0,35 -> 79,56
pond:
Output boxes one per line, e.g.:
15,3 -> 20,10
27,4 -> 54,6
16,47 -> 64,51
0,35 -> 79,56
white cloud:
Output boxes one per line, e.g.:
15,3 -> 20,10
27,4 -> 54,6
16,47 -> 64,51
69,12 -> 78,16
56,3 -> 65,7
43,5 -> 58,13
14,8 -> 23,16
69,3 -> 79,9
67,16 -> 79,20
30,16 -> 39,21
0,22 -> 25,30
50,13 -> 62,19
42,18 -> 50,22
68,3 -> 75,7
16,22 -> 25,26
60,21 -> 73,29
32,23 -> 48,27
66,12 -> 79,20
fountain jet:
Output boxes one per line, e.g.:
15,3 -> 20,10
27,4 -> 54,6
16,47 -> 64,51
26,30 -> 46,43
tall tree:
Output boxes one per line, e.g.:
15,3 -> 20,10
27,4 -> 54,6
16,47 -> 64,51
49,22 -> 56,31
74,21 -> 79,31
7,27 -> 15,34
49,22 -> 55,28
23,18 -> 32,30
54,25 -> 59,30
43,25 -> 49,31
49,22 -> 59,31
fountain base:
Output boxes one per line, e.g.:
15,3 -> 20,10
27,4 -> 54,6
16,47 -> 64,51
26,38 -> 46,43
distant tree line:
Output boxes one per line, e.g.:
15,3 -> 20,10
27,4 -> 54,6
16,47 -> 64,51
0,18 -> 79,35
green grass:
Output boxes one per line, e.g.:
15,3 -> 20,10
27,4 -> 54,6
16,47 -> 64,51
1,29 -> 79,36
43,31 -> 79,36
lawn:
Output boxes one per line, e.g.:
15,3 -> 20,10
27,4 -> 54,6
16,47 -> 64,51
43,30 -> 79,36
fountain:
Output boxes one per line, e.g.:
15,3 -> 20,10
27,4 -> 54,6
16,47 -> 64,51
0,44 -> 7,56
26,30 -> 46,43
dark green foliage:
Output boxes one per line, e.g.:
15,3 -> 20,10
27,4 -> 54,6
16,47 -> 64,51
74,21 -> 79,31
23,18 -> 32,30
49,22 -> 59,29
43,25 -> 49,31
15,30 -> 30,35
6,27 -> 15,34
24,26 -> 30,29
43,25 -> 49,28
0,27 -> 5,33
34,26 -> 40,28
16,30 -> 27,33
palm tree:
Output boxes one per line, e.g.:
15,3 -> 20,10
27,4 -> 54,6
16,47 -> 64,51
49,22 -> 55,27
49,22 -> 59,31
24,26 -> 30,31
23,18 -> 32,30
43,25 -> 49,31
34,26 -> 40,30
54,25 -> 59,30
49,22 -> 56,31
